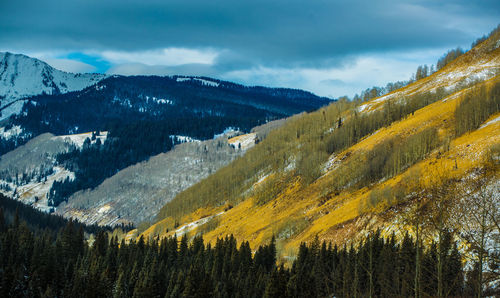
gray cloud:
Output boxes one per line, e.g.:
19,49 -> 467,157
2,0 -> 499,66
107,63 -> 218,77
0,0 -> 499,96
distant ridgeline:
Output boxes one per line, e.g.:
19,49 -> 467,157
13,75 -> 330,136
1,75 -> 330,205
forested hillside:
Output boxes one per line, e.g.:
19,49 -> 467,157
2,0 -> 499,297
0,72 -> 330,209
57,136 -> 243,226
0,211 -> 479,297
145,26 -> 500,294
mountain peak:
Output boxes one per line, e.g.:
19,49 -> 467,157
0,52 -> 107,121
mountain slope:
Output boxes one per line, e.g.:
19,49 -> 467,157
145,30 -> 500,259
0,133 -> 74,212
0,52 -> 106,120
55,118 -> 289,227
57,135 -> 242,226
0,54 -> 330,211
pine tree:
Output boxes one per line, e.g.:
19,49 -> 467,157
113,269 -> 129,298
264,269 -> 281,298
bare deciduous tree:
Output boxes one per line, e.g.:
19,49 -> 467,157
451,162 -> 499,297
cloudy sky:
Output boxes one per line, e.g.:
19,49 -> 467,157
1,0 -> 499,97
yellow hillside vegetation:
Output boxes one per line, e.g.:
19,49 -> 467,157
144,33 -> 500,258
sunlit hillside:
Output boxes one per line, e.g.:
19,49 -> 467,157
143,30 -> 500,264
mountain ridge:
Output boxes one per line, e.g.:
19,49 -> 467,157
0,53 -> 330,223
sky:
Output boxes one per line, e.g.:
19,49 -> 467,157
1,0 -> 499,98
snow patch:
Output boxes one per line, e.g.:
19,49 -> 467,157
170,135 -> 200,144
175,212 -> 224,236
252,173 -> 271,189
195,78 -> 219,87
98,205 -> 112,214
322,154 -> 339,173
0,166 -> 74,213
112,96 -> 132,108
145,95 -> 174,105
0,125 -> 22,139
213,127 -> 238,139
53,131 -> 108,148
480,114 -> 500,129
228,133 -> 256,150
0,100 -> 27,121
357,104 -> 368,113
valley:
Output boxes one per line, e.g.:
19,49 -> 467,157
0,7 -> 498,296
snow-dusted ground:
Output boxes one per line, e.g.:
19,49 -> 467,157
0,166 -> 74,213
53,131 -> 108,148
357,53 -> 500,114
145,95 -> 173,105
480,114 -> 500,129
356,104 -> 369,113
214,127 -> 239,139
322,154 -> 339,174
57,133 -> 242,226
0,125 -> 23,139
174,212 -> 224,236
170,135 -> 200,144
443,65 -> 499,91
0,100 -> 27,121
228,133 -> 256,150
0,52 -> 106,120
254,174 -> 271,187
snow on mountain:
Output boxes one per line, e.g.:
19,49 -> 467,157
228,133 -> 257,150
0,125 -> 23,139
52,131 -> 108,148
356,45 -> 500,114
57,135 -> 241,226
169,135 -> 200,144
0,52 -> 107,120
0,133 -> 75,213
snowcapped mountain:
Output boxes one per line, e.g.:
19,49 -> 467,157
0,52 -> 106,120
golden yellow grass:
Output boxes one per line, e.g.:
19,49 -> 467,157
140,45 -> 500,256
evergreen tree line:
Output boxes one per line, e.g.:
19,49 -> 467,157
0,166 -> 54,187
0,194 -> 111,235
7,73 -> 327,206
0,134 -> 31,157
1,211 -> 490,297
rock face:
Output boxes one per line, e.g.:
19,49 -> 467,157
0,52 -> 106,120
